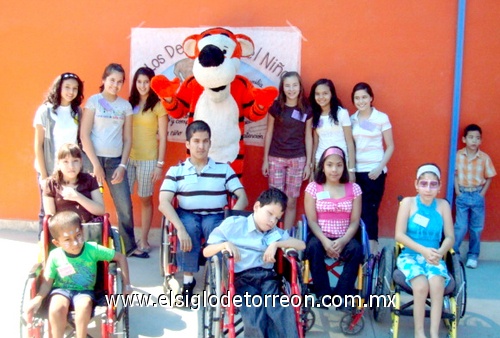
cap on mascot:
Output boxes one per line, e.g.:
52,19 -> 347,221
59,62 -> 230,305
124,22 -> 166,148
151,27 -> 278,178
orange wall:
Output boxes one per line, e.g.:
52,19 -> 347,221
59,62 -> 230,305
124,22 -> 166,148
1,1 -> 499,240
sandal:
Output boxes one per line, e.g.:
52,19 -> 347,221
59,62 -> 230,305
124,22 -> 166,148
128,250 -> 149,259
137,240 -> 151,253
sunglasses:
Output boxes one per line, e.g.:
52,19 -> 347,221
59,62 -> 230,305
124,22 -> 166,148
62,73 -> 78,79
418,180 -> 440,189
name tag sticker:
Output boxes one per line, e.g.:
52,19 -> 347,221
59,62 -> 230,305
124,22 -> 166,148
413,213 -> 429,228
317,191 -> 330,200
359,120 -> 376,132
184,175 -> 198,184
265,230 -> 282,245
57,264 -> 76,278
291,109 -> 306,122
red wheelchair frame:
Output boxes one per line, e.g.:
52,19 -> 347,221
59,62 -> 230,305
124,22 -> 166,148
20,214 -> 129,338
198,210 -> 314,338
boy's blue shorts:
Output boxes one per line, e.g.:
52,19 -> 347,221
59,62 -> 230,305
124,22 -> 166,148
49,288 -> 95,307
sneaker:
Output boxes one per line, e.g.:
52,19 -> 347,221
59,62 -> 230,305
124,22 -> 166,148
182,279 -> 196,307
466,258 -> 478,269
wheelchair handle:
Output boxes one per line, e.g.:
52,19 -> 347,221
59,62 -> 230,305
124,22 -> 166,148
222,249 -> 234,258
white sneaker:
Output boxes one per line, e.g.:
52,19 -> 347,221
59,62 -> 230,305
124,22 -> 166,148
466,258 -> 478,269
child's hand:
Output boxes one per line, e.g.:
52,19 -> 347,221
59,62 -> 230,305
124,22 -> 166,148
331,237 -> 346,257
423,247 -> 441,265
223,242 -> 241,262
93,165 -> 106,186
261,160 -> 269,177
111,166 -> 125,185
322,238 -> 339,259
123,284 -> 134,296
368,167 -> 382,180
177,229 -> 192,252
303,165 -> 311,181
61,186 -> 80,201
24,296 -> 42,318
263,243 -> 278,263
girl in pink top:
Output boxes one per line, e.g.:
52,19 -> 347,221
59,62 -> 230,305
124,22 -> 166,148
304,146 -> 363,304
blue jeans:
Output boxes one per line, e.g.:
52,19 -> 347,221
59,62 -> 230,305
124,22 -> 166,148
176,208 -> 224,273
98,156 -> 137,254
453,191 -> 485,259
234,268 -> 299,338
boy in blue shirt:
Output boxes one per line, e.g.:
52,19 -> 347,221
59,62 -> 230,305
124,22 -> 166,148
25,211 -> 131,338
204,188 -> 305,338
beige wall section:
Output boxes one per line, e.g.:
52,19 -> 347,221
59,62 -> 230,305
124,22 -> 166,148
1,1 -> 499,240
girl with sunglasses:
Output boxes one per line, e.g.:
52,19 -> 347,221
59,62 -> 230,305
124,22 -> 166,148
395,163 -> 454,338
33,72 -> 86,233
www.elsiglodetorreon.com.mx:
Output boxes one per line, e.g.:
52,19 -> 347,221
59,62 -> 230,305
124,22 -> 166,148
106,290 -> 395,309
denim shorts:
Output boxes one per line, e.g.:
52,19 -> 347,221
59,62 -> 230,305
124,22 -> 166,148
50,288 -> 95,307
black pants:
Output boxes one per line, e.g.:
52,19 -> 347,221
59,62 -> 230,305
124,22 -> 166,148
305,236 -> 363,298
356,172 -> 386,241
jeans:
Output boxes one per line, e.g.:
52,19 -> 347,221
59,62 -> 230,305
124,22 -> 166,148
176,208 -> 224,273
453,191 -> 485,259
234,268 -> 299,338
305,235 -> 363,298
98,156 -> 137,254
355,172 -> 386,241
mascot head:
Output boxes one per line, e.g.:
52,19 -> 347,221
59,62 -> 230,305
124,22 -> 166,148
183,27 -> 254,92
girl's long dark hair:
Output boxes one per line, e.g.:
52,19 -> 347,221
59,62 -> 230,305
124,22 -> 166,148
129,67 -> 160,112
310,78 -> 343,128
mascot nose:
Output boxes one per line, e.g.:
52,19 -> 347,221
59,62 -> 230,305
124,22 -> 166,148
198,45 -> 225,67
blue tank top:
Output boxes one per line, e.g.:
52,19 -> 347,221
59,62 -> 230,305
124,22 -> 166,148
402,195 -> 443,255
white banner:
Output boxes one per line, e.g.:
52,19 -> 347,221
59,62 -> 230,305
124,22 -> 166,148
130,26 -> 302,146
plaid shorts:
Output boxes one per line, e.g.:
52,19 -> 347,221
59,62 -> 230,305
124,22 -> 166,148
268,156 -> 306,198
127,159 -> 156,197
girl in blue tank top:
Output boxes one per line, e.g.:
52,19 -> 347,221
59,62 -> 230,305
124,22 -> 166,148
395,163 -> 455,338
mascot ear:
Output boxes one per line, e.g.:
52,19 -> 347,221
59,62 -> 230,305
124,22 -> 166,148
235,34 -> 254,57
183,34 -> 200,59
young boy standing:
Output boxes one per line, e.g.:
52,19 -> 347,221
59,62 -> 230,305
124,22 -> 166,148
204,188 -> 305,338
454,124 -> 496,268
25,211 -> 131,338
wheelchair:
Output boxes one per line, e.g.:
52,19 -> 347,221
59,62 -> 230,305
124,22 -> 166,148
374,243 -> 467,338
198,209 -> 315,338
159,196 -> 237,299
20,214 -> 129,338
300,215 -> 376,335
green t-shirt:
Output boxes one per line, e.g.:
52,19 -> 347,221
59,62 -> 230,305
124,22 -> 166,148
44,242 -> 115,291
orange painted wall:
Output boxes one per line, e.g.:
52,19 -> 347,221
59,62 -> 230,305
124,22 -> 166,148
1,1 -> 499,240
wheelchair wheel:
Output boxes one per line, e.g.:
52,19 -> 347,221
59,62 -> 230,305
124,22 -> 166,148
451,253 -> 467,320
198,256 -> 223,338
109,263 -> 129,338
302,308 -> 315,332
340,312 -> 365,335
373,246 -> 394,322
20,275 -> 46,338
159,216 -> 168,277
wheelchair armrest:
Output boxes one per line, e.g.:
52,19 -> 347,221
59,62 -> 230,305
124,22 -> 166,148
283,248 -> 299,259
28,262 -> 43,278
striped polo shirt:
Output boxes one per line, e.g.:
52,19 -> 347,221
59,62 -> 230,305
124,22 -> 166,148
160,158 -> 243,214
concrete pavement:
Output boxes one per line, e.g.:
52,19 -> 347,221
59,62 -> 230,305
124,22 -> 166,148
2,227 -> 500,337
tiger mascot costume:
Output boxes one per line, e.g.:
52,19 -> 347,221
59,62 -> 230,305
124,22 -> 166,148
151,27 -> 278,178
